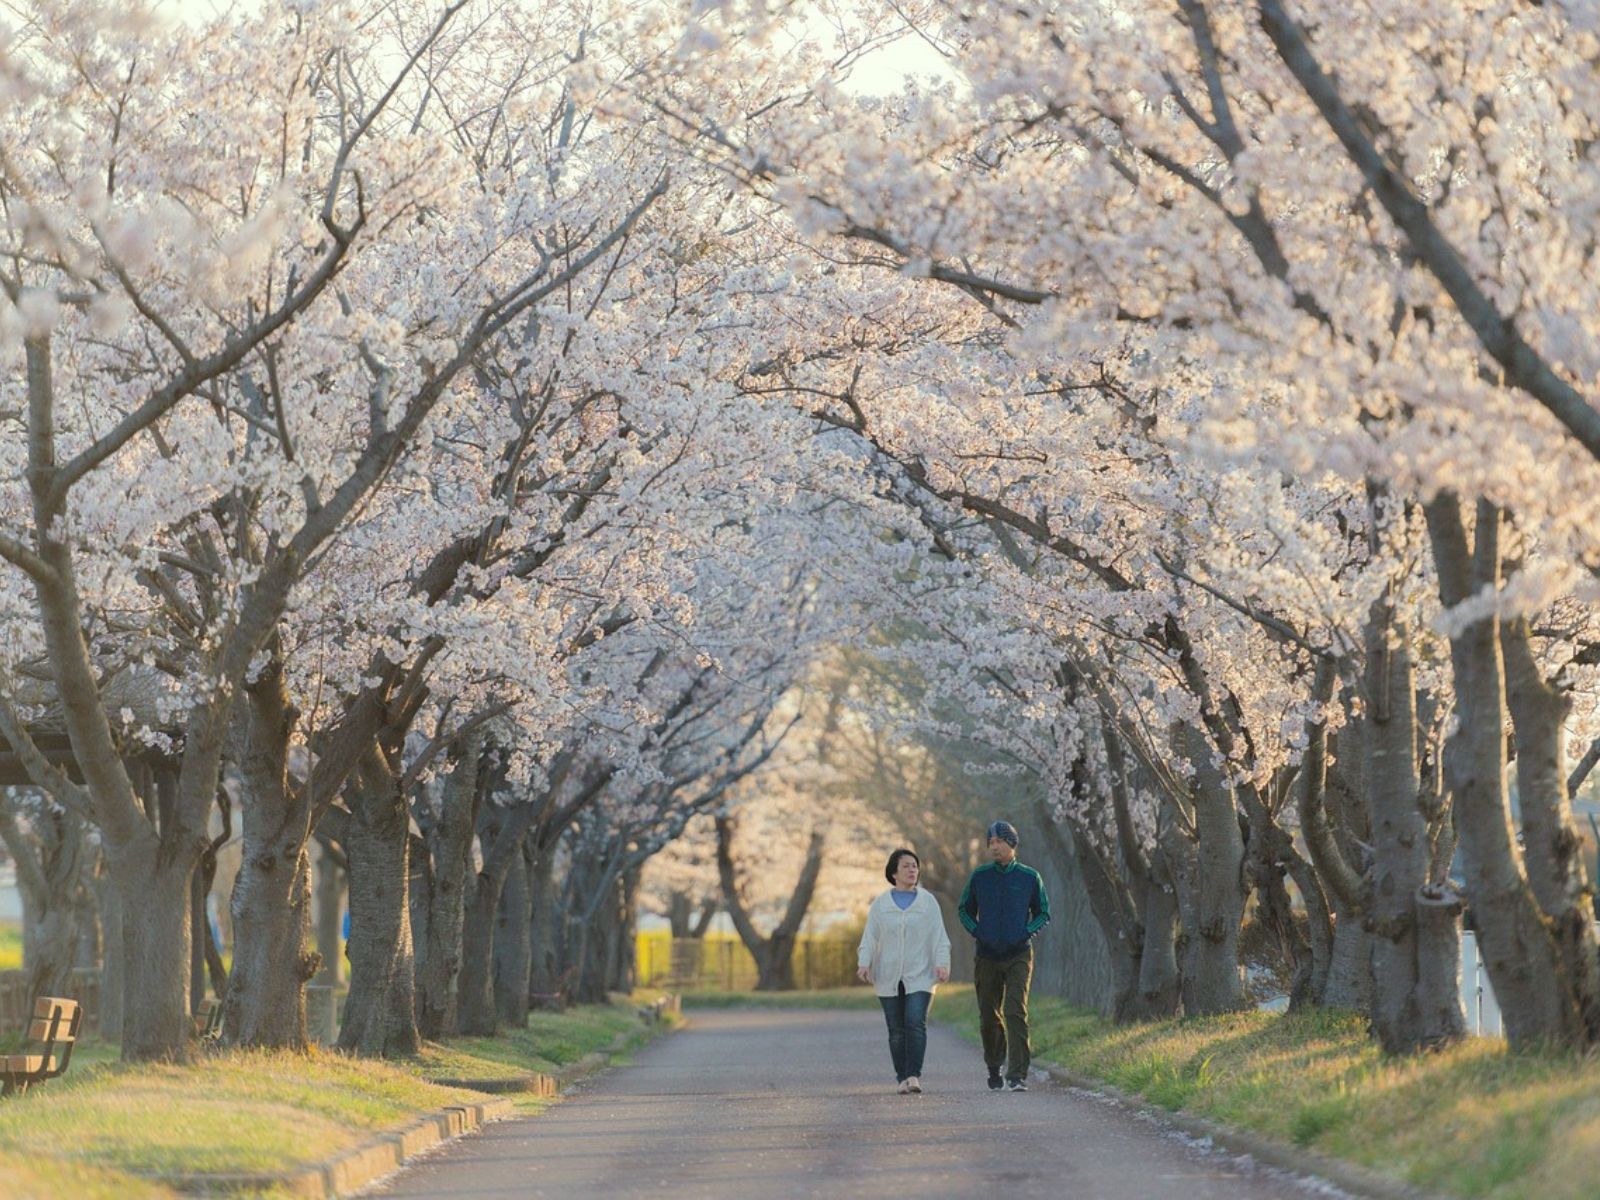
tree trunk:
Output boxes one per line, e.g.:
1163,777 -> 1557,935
715,816 -> 825,993
0,795 -> 88,1020
1363,600 -> 1465,1052
1427,494 -> 1580,1050
91,855 -> 125,1042
1324,908 -> 1372,1011
1501,612 -> 1600,1042
1177,727 -> 1247,1015
314,841 -> 345,988
493,844 -> 532,1027
414,735 -> 480,1040
224,658 -> 318,1049
527,844 -> 562,999
337,756 -> 421,1057
1136,855 -> 1182,1018
113,840 -> 198,1061
608,868 -> 640,993
1053,814 -> 1143,1020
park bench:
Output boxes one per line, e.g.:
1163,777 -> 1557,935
191,998 -> 224,1042
1,996 -> 81,1098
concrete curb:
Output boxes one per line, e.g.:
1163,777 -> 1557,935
1037,1060 -> 1452,1200
145,998 -> 683,1197
154,1098 -> 514,1197
429,1072 -> 559,1096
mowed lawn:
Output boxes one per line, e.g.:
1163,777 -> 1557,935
928,987 -> 1600,1200
0,997 -> 668,1198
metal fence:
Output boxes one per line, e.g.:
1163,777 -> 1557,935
1460,931 -> 1502,1037
635,933 -> 861,991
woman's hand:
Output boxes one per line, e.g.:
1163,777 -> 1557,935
857,965 -> 873,984
935,967 -> 950,983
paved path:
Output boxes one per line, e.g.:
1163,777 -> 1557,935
370,1008 -> 1350,1199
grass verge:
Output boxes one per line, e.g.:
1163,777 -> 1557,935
680,986 -> 879,1011
930,986 -> 1600,1200
0,994 -> 671,1196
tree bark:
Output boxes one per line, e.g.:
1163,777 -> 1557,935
0,793 -> 88,1019
337,754 -> 421,1057
112,841 -> 198,1061
1500,611 -> 1600,1042
1176,727 -> 1247,1014
414,734 -> 480,1040
493,842 -> 532,1027
458,793 -> 539,1035
527,843 -> 562,1000
314,840 -> 345,988
1362,599 -> 1465,1052
91,851 -> 125,1041
1427,494 -> 1580,1050
715,816 -> 826,992
223,656 -> 318,1049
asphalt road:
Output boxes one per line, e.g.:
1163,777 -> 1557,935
370,1007 -> 1351,1199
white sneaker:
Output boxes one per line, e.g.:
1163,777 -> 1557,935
897,1079 -> 911,1094
906,1076 -> 922,1093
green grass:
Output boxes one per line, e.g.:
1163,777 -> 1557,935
0,996 -> 667,1193
0,923 -> 22,972
416,1000 -> 651,1081
680,986 -> 880,1010
928,986 -> 1600,1200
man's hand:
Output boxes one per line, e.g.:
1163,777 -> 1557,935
857,966 -> 873,984
935,967 -> 950,983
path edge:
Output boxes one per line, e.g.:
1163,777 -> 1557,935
143,996 -> 684,1197
146,1097 -> 514,1197
1037,1060 -> 1452,1200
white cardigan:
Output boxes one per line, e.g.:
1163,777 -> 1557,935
857,887 -> 952,998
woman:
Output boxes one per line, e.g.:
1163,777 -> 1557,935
857,847 -> 951,1094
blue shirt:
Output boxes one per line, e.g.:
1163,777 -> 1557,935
891,889 -> 917,910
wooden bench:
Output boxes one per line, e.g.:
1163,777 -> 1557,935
1,997 -> 81,1098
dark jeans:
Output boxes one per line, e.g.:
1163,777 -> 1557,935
974,945 -> 1033,1080
879,983 -> 932,1082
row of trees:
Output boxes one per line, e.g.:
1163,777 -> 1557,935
0,0 -> 921,1060
644,0 -> 1600,1055
7,0 -> 1600,1067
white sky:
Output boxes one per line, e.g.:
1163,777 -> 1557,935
155,0 -> 959,95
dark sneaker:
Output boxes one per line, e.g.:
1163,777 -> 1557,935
1006,1077 -> 1028,1091
987,1072 -> 1003,1090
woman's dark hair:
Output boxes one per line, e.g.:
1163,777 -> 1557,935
885,848 -> 920,885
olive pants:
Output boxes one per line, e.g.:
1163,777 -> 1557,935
974,945 -> 1033,1080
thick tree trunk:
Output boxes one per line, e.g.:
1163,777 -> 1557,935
527,845 -> 562,999
1177,728 -> 1247,1015
1363,601 -> 1465,1052
1054,815 -> 1143,1021
113,841 -> 198,1061
338,758 -> 420,1058
224,659 -> 317,1049
493,845 -> 532,1027
414,737 -> 480,1040
1136,855 -> 1182,1018
1501,613 -> 1600,1042
458,870 -> 503,1034
1427,495 -> 1580,1050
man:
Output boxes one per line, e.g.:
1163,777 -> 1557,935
958,820 -> 1050,1091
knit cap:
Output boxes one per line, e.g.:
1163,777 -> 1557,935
986,820 -> 1019,848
